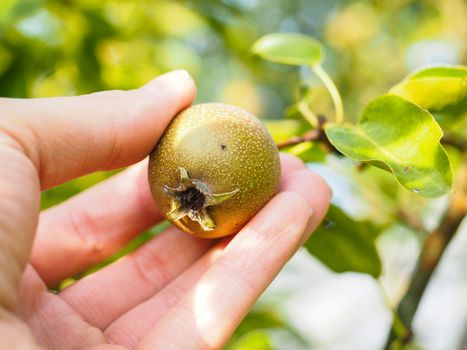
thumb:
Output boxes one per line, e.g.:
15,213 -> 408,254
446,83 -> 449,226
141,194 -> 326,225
0,70 -> 194,311
0,70 -> 196,189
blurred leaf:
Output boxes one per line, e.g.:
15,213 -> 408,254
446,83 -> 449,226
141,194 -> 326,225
390,66 -> 467,113
0,0 -> 16,23
228,327 -> 309,350
252,33 -> 323,66
263,119 -> 309,143
0,46 -> 12,75
304,205 -> 382,277
228,330 -> 272,350
284,103 -> 301,118
286,141 -> 326,163
145,1 -> 206,37
325,95 -> 452,197
0,0 -> 43,25
225,309 -> 284,349
226,309 -> 309,350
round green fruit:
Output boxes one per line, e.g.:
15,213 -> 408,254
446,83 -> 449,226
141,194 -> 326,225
148,103 -> 281,238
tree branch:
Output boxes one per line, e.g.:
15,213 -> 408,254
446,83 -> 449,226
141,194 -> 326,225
384,156 -> 467,349
276,116 -> 342,155
397,209 -> 427,233
276,129 -> 321,149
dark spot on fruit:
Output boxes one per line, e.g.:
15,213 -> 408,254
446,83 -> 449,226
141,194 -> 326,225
179,187 -> 205,212
221,144 -> 227,150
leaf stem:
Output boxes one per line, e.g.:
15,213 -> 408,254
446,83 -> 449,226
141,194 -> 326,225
297,100 -> 319,127
383,156 -> 467,349
311,64 -> 344,124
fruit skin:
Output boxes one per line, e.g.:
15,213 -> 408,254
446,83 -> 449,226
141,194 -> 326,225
148,103 -> 281,238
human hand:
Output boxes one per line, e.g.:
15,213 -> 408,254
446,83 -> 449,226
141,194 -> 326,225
0,70 -> 331,350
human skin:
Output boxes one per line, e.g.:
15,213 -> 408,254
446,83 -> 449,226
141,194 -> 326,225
0,70 -> 331,350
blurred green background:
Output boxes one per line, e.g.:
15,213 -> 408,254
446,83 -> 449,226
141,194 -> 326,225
1,0 -> 466,349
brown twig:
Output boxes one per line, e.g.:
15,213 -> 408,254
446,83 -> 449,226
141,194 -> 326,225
397,209 -> 427,233
442,135 -> 467,152
276,116 -> 342,156
384,156 -> 467,349
276,129 -> 321,149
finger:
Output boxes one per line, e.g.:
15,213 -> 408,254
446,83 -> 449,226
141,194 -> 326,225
129,169 -> 332,350
279,152 -> 305,175
17,265 -> 109,350
0,70 -> 195,190
0,308 -> 42,349
280,168 -> 333,244
57,155 -> 304,330
105,242 -> 228,348
0,137 -> 40,311
31,160 -> 161,287
59,227 -> 215,330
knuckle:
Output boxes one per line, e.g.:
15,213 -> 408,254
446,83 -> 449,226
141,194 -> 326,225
68,206 -> 107,259
131,246 -> 172,292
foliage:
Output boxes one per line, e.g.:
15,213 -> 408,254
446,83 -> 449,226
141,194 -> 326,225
390,66 -> 467,112
304,205 -> 382,277
325,95 -> 452,197
252,33 -> 323,66
252,29 -> 466,349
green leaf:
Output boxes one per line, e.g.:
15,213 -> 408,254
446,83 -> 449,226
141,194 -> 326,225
325,95 -> 452,197
304,205 -> 382,277
263,119 -> 309,142
390,65 -> 467,112
285,141 -> 327,163
251,33 -> 323,66
225,310 -> 284,350
228,330 -> 272,350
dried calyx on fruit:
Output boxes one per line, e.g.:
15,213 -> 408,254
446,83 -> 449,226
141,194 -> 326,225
162,167 -> 239,231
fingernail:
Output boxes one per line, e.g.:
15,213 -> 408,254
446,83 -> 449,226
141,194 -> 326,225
162,70 -> 192,84
140,70 -> 193,93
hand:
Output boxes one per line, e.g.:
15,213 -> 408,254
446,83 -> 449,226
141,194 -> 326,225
0,70 -> 331,350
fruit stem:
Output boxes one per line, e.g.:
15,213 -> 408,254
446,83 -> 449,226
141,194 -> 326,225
311,64 -> 344,124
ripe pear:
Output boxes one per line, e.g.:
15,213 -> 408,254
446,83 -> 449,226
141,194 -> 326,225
148,103 -> 281,238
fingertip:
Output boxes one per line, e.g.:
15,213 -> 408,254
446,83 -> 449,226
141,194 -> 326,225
140,70 -> 197,106
279,153 -> 306,175
277,190 -> 314,220
280,168 -> 332,240
293,169 -> 332,208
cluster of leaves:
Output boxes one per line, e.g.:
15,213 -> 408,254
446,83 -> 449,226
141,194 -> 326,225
252,33 -> 466,278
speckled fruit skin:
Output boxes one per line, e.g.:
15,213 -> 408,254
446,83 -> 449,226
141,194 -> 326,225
148,103 -> 281,238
